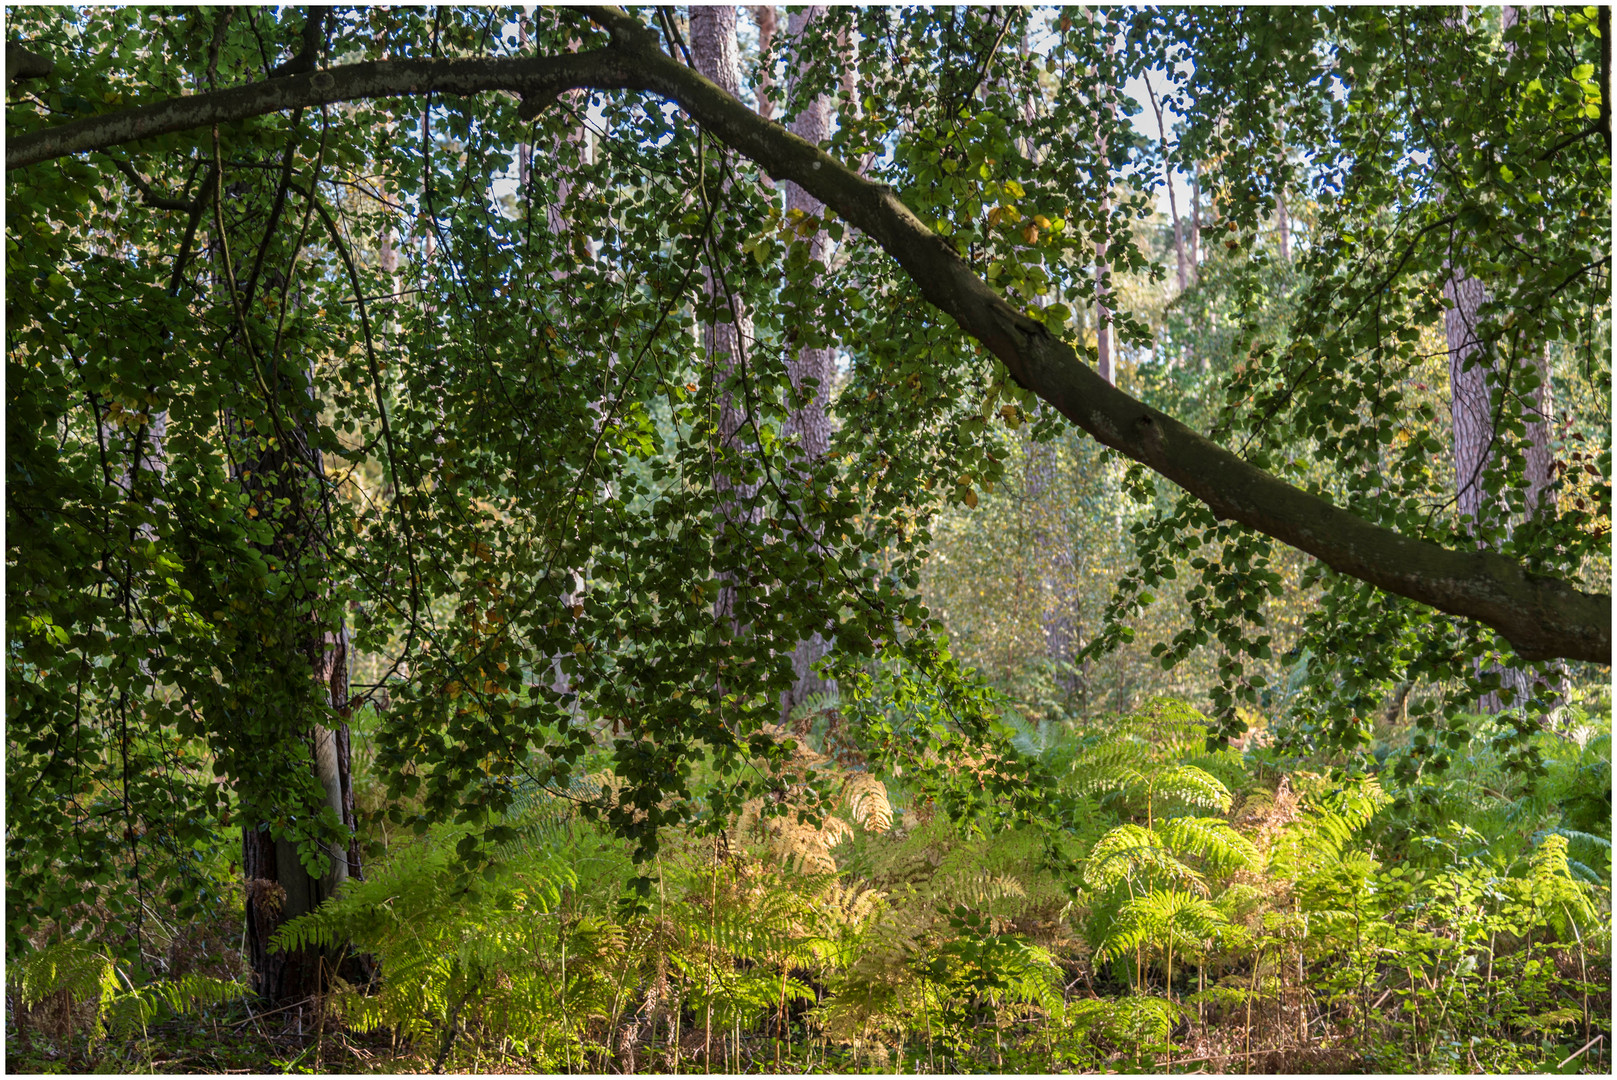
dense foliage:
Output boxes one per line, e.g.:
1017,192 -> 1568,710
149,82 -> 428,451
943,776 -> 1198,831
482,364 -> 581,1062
5,4 -> 1610,1073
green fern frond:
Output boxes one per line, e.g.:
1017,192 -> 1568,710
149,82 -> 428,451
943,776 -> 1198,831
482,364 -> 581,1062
1097,889 -> 1230,964
1159,815 -> 1260,872
102,973 -> 250,1037
9,941 -> 119,1015
1154,765 -> 1233,813
1071,761 -> 1149,797
1565,857 -> 1604,884
1536,826 -> 1612,851
1103,993 -> 1190,1044
11,943 -> 249,1042
1084,823 -> 1202,891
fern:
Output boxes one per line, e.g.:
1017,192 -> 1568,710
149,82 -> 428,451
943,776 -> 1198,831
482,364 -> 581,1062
1083,823 -> 1202,893
1269,776 -> 1390,880
268,803 -> 594,1070
10,941 -> 120,1021
1096,889 -> 1231,966
1159,815 -> 1261,873
1509,833 -> 1600,940
1153,765 -> 1234,815
1101,993 -> 1190,1045
9,941 -> 248,1043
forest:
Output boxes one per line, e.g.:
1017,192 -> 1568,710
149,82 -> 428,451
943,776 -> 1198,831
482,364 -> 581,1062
4,4 -> 1611,1074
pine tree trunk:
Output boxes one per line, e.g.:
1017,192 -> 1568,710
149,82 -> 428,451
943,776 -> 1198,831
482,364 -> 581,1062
1446,261 -> 1558,717
692,6 -> 762,633
777,5 -> 836,720
750,6 -> 778,121
1446,267 -> 1494,533
1089,10 -> 1116,385
1442,6 -> 1563,717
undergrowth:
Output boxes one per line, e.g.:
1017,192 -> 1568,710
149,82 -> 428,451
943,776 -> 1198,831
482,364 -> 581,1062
7,698 -> 1610,1074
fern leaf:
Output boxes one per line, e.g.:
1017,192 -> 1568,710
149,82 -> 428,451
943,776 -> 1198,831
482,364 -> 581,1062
1084,823 -> 1202,892
1155,765 -> 1233,813
1160,815 -> 1260,872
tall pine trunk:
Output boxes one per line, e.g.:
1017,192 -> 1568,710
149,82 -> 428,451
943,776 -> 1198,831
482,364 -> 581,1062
692,7 -> 762,633
777,5 -> 837,720
1444,6 -> 1562,718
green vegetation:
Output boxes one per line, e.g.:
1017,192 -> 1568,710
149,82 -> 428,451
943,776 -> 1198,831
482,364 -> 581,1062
9,699 -> 1610,1073
6,4 -> 1609,1073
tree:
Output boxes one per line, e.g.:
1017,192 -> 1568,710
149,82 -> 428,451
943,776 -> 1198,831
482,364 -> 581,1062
10,7 -> 1602,662
776,4 -> 838,720
1087,5 -> 1606,757
7,5 -> 1606,971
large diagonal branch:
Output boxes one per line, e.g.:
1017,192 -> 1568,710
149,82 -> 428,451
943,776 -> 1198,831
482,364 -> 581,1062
7,7 -> 1607,665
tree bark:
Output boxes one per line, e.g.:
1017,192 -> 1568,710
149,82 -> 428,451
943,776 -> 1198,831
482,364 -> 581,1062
692,7 -> 762,633
750,6 -> 778,122
234,433 -> 361,1005
1276,188 -> 1290,263
1446,267 -> 1495,534
10,6 -> 1605,664
777,5 -> 836,721
212,93 -> 361,1004
1443,6 -> 1568,713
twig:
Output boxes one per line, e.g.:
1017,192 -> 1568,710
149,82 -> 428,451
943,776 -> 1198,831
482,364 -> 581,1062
228,996 -> 312,1029
1167,1045 -> 1293,1066
1558,1034 -> 1603,1070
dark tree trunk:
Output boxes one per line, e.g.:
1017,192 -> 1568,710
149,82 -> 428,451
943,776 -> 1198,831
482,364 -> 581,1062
214,97 -> 364,1002
1446,261 -> 1560,716
234,430 -> 363,1004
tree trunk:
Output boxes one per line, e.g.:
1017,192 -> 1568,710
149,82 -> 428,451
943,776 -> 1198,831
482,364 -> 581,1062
777,5 -> 836,721
1276,187 -> 1291,263
235,442 -> 362,1004
1024,439 -> 1084,703
1444,6 -> 1564,715
692,6 -> 762,632
1446,267 -> 1495,534
750,6 -> 778,121
1189,163 -> 1202,293
213,104 -> 362,1003
1144,72 -> 1191,296
1446,267 -> 1560,718
1089,9 -> 1115,385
